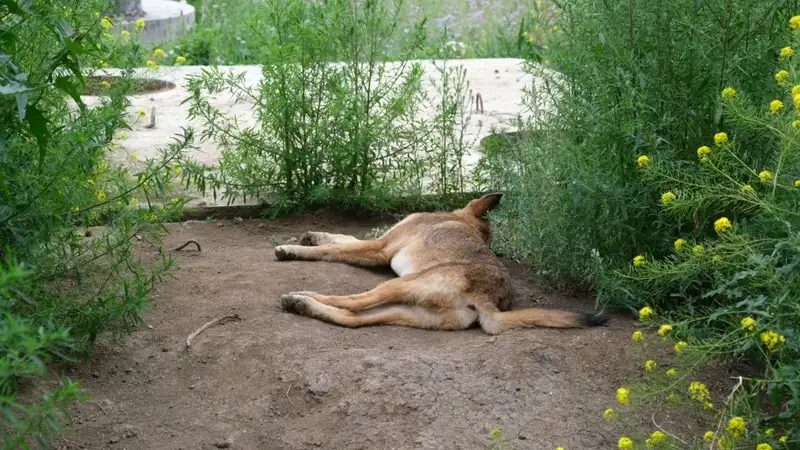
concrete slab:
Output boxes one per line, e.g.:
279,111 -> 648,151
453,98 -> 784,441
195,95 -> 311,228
85,58 -> 543,207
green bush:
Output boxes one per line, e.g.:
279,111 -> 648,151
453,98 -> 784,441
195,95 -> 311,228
181,0 -> 475,214
482,0 -> 793,290
1,1 -> 187,446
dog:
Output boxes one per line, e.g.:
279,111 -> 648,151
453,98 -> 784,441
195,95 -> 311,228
275,193 -> 608,334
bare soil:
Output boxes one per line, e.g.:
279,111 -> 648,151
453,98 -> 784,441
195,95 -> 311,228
53,214 -> 709,450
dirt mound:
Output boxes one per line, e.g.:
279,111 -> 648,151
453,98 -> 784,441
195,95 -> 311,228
54,215 -> 698,450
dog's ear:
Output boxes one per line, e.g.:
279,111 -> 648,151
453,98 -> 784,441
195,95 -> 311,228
465,193 -> 503,217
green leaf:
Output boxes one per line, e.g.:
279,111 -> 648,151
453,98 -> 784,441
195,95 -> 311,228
0,0 -> 26,15
15,92 -> 29,120
54,76 -> 86,111
0,81 -> 31,95
24,105 -> 49,167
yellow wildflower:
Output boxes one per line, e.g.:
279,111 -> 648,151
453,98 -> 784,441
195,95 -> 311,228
795,179 -> 800,187
77,231 -> 85,238
137,109 -> 146,117
674,238 -> 686,251
176,55 -> 187,64
666,368 -> 677,377
688,381 -> 710,402
697,145 -> 711,158
693,245 -> 704,256
781,47 -> 794,58
135,19 -> 146,30
616,387 -> 630,405
756,444 -> 771,450
759,170 -> 773,182
704,401 -> 714,410
100,80 -> 111,89
714,132 -> 728,145
644,360 -> 657,373
145,60 -> 159,70
794,85 -> 800,96
657,324 -> 673,337
555,447 -> 565,450
618,437 -> 633,450
131,197 -> 139,206
637,155 -> 650,167
71,206 -> 80,214
102,32 -> 113,40
793,120 -> 800,128
741,317 -> 757,331
727,416 -> 745,439
760,330 -> 785,351
153,48 -> 166,58
765,429 -> 775,437
632,331 -> 644,342
792,15 -> 800,29
633,255 -> 646,267
604,408 -> 615,420
639,306 -> 653,319
660,191 -> 677,205
776,70 -> 790,84
721,87 -> 736,99
121,30 -> 130,39
95,190 -> 106,202
779,436 -> 788,444
100,17 -> 113,29
645,431 -> 665,448
703,431 -> 715,442
770,99 -> 785,113
714,217 -> 732,233
674,341 -> 688,353
740,184 -> 754,194
131,153 -> 139,161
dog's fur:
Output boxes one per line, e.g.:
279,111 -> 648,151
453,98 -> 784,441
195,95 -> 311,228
275,193 -> 608,334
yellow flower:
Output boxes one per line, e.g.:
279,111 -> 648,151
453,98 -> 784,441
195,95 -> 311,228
71,206 -> 80,214
714,132 -> 728,145
741,317 -> 757,331
176,55 -> 187,64
660,191 -> 677,205
632,330 -> 644,342
714,217 -> 732,233
779,436 -> 788,444
135,19 -> 146,30
657,324 -> 673,337
674,341 -> 688,353
759,170 -> 773,182
697,145 -> 711,158
77,231 -> 85,238
131,153 -> 139,161
770,99 -> 785,113
721,87 -> 736,99
637,155 -> 650,167
781,47 -> 794,58
137,109 -> 146,117
153,48 -> 166,58
703,431 -> 715,442
795,179 -> 800,187
666,368 -> 677,377
740,184 -> 754,194
756,444 -> 772,450
119,133 -> 127,140
100,60 -> 109,68
555,447 -> 565,450
102,32 -> 113,40
95,190 -> 106,202
688,381 -> 710,402
760,330 -> 785,351
765,429 -> 775,437
100,80 -> 111,89
121,30 -> 130,39
644,360 -> 657,373
793,85 -> 800,97
693,245 -> 704,256
100,17 -> 113,29
645,431 -> 665,448
666,392 -> 679,403
793,120 -> 800,128
776,70 -> 790,84
674,238 -> 687,251
616,387 -> 630,405
618,437 -> 633,450
704,401 -> 714,410
633,255 -> 646,267
145,60 -> 160,70
639,306 -> 653,319
604,408 -> 615,420
727,416 -> 746,439
131,197 -> 139,206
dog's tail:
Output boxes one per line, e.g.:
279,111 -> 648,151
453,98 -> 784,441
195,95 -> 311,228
476,304 -> 609,335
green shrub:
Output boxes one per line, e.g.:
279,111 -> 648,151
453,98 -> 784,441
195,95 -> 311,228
1,1 -> 188,446
482,0 -> 793,290
180,0 -> 474,214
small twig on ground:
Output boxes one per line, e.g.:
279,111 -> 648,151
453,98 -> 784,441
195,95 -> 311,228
184,314 -> 241,350
145,107 -> 156,129
709,376 -> 744,450
93,401 -> 108,416
651,413 -> 687,445
475,93 -> 484,114
285,383 -> 295,407
172,239 -> 201,252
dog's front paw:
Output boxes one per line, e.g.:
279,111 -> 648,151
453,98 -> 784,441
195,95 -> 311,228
275,245 -> 296,261
280,293 -> 309,315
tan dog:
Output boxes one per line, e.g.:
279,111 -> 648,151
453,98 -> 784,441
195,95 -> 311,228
275,193 -> 608,334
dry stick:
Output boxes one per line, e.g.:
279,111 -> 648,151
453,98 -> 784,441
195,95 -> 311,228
709,376 -> 744,450
285,383 -> 295,407
184,314 -> 241,350
651,413 -> 688,445
93,401 -> 108,416
475,93 -> 484,114
172,239 -> 202,252
145,107 -> 156,129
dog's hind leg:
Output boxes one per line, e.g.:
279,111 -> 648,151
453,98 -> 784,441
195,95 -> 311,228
300,231 -> 362,246
275,240 -> 389,267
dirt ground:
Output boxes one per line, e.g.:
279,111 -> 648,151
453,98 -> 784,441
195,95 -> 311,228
52,214 -> 708,450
